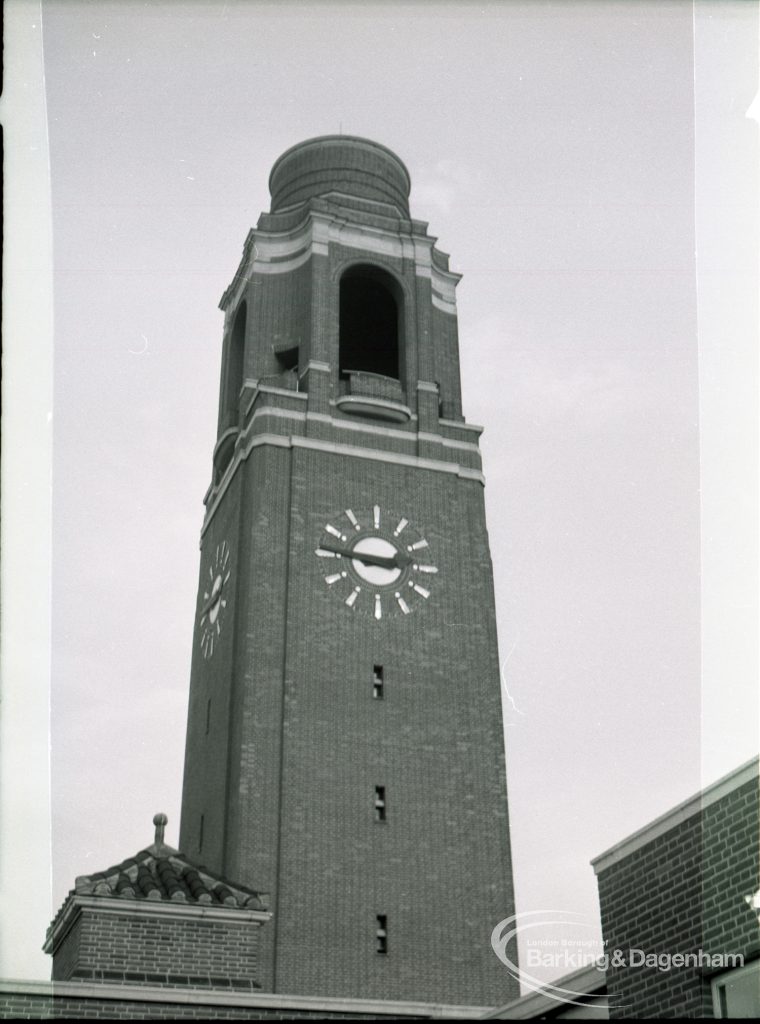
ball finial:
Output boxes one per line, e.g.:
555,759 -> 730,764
153,812 -> 168,846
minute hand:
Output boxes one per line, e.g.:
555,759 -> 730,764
320,542 -> 410,570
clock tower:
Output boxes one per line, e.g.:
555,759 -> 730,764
179,136 -> 518,1006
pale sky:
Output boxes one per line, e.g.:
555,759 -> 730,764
1,0 -> 757,995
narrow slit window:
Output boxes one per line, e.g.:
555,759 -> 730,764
372,665 -> 384,700
374,786 -> 386,822
376,914 -> 387,955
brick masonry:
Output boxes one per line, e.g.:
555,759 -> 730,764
178,138 -> 518,1006
0,1000 -> 386,1021
51,906 -> 261,989
595,763 -> 759,1019
0,982 -> 433,1020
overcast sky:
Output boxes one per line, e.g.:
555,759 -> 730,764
1,0 -> 757,994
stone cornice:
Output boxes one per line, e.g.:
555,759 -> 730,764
218,207 -> 461,315
202,427 -> 485,536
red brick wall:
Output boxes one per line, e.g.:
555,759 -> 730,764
596,773 -> 759,1019
180,462 -> 248,876
52,908 -> 261,990
50,912 -> 83,983
702,778 -> 760,964
247,263 -> 313,380
270,452 -> 515,1005
0,990 -> 420,1020
182,438 -> 517,1004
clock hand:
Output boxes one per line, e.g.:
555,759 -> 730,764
319,541 -> 410,570
200,587 -> 223,618
320,542 -> 395,568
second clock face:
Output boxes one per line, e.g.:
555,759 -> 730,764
316,506 -> 438,619
199,538 -> 232,659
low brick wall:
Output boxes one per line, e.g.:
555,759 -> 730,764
0,980 -> 485,1020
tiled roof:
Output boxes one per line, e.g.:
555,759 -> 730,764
49,814 -> 267,935
76,847 -> 267,910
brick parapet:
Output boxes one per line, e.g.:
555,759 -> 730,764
0,980 -> 486,1020
47,897 -> 268,991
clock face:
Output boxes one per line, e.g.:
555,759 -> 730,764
199,539 -> 232,659
316,506 -> 438,619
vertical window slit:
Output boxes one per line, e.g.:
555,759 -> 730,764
374,786 -> 386,822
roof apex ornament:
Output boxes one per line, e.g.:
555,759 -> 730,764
153,812 -> 168,847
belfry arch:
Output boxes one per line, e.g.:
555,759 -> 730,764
220,300 -> 246,431
338,265 -> 402,381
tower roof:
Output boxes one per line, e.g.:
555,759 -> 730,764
268,135 -> 411,216
47,813 -> 268,945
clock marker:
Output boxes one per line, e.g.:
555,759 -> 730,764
415,564 -> 438,574
373,505 -> 380,529
345,587 -> 360,608
324,573 -> 343,585
345,509 -> 360,530
395,593 -> 411,614
408,539 -> 428,552
374,595 -> 382,619
315,548 -> 337,557
393,517 -> 408,537
412,583 -> 430,599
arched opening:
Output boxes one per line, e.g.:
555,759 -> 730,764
221,301 -> 246,431
339,267 -> 400,381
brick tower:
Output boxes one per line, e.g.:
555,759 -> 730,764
179,136 -> 518,1006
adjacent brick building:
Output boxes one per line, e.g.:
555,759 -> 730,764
593,756 -> 759,1019
44,814 -> 271,992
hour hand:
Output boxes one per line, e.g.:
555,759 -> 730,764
200,592 -> 221,618
318,541 -> 408,570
